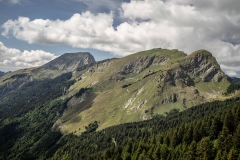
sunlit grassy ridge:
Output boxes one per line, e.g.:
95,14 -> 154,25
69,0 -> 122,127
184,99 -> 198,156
50,49 -> 230,134
0,48 -> 231,135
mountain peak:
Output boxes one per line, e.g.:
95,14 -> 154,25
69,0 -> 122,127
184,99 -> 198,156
190,49 -> 213,57
180,50 -> 225,83
32,52 -> 96,78
43,52 -> 95,70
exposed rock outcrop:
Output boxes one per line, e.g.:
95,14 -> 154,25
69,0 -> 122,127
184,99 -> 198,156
109,76 -> 125,82
162,93 -> 178,104
180,50 -> 226,82
163,69 -> 195,87
32,52 -> 96,78
42,52 -> 95,72
119,55 -> 168,75
77,58 -> 113,72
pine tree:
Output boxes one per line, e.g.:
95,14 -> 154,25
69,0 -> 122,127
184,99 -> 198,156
160,144 -> 169,160
224,135 -> 233,152
227,148 -> 239,160
152,145 -> 161,159
183,124 -> 193,144
209,118 -> 222,140
233,124 -> 240,149
214,150 -> 222,160
193,121 -> 203,142
224,111 -> 235,134
171,130 -> 180,147
197,137 -> 213,160
163,136 -> 170,146
185,141 -> 197,160
103,149 -> 112,159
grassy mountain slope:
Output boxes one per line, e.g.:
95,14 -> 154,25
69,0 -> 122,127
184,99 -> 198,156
53,49 -> 230,134
0,49 -> 232,135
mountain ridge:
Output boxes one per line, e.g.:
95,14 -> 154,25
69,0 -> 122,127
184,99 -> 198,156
1,49 -> 240,160
49,48 -> 231,134
31,52 -> 96,78
0,52 -> 95,99
0,48 -> 235,134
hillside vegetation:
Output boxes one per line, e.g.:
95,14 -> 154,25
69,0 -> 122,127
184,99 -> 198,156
0,48 -> 239,159
50,97 -> 240,160
0,73 -> 74,159
53,49 -> 230,134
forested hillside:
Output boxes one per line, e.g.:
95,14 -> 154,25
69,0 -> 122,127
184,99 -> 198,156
0,73 -> 240,159
50,97 -> 240,160
0,73 -> 74,159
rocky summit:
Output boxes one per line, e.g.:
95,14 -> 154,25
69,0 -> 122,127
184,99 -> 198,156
32,52 -> 96,78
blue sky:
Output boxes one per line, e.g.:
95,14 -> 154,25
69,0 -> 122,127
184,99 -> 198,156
0,0 -> 240,77
0,0 -> 128,72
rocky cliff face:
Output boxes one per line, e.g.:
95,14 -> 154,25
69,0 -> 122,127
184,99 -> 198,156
152,50 -> 227,107
43,52 -> 95,71
119,55 -> 168,75
32,52 -> 96,78
159,50 -> 226,89
180,50 -> 225,82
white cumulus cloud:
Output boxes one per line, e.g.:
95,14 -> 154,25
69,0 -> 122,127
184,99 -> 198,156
0,0 -> 21,4
10,0 -> 20,4
1,0 -> 240,76
0,42 -> 57,71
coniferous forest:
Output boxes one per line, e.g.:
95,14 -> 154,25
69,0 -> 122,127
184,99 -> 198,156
50,98 -> 240,160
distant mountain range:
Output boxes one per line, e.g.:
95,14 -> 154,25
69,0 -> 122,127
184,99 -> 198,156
0,71 -> 5,77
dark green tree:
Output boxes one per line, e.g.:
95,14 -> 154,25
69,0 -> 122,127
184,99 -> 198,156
84,121 -> 99,134
183,124 -> 193,144
227,148 -> 239,160
185,140 -> 197,160
209,117 -> 222,140
197,137 -> 213,160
